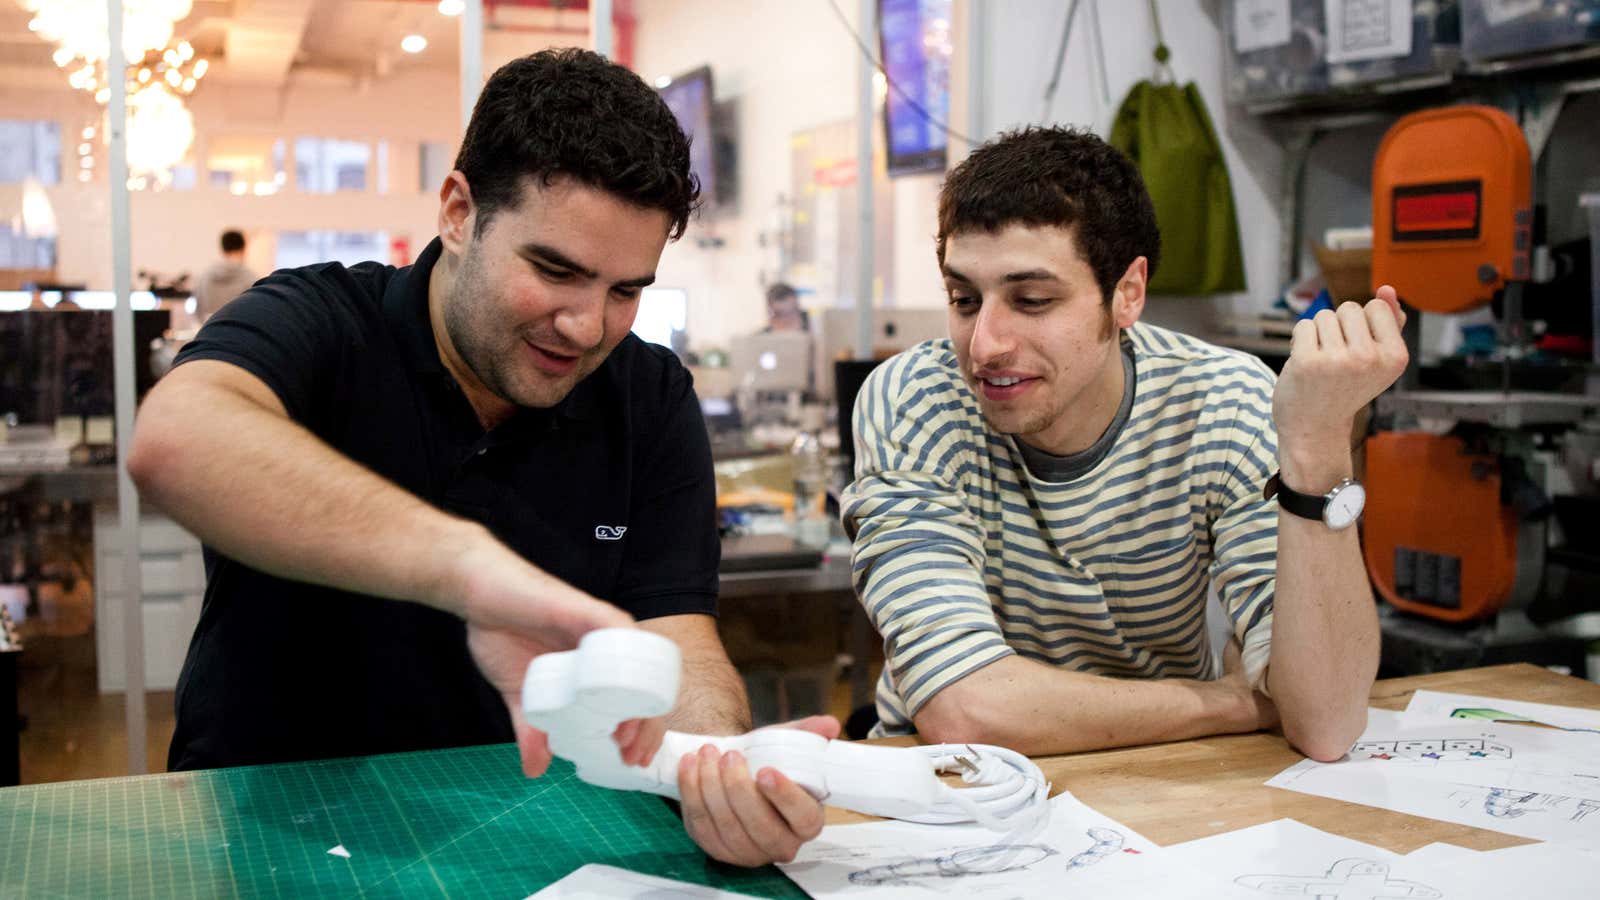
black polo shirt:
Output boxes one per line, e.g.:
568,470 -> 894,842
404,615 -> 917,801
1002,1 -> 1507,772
166,238 -> 719,770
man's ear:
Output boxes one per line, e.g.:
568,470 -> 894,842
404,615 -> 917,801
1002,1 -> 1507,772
1112,257 -> 1148,330
438,171 -> 477,257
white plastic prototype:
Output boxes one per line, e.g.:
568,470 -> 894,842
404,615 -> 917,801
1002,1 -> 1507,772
521,628 -> 1050,831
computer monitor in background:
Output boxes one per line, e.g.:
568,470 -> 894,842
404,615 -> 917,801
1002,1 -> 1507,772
730,331 -> 812,394
817,307 -> 947,399
834,358 -> 885,476
632,287 -> 689,352
657,66 -> 719,210
878,0 -> 953,176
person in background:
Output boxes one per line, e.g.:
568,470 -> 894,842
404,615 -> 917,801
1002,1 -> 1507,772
844,126 -> 1407,763
193,229 -> 258,321
763,282 -> 810,333
129,49 -> 831,867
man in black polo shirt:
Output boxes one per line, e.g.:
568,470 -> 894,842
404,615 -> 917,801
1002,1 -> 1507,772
128,48 -> 832,868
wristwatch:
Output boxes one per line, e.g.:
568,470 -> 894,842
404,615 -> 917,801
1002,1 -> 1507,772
1263,472 -> 1366,530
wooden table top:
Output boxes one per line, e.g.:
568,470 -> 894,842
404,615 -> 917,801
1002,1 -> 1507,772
828,664 -> 1600,853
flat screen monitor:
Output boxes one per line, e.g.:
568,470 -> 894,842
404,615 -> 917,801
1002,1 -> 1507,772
631,287 -> 688,351
657,66 -> 718,209
730,331 -> 812,394
817,307 -> 947,398
878,0 -> 953,176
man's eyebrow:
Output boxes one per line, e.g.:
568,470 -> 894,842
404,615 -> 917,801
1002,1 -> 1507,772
521,243 -> 598,279
942,267 -> 1064,285
523,243 -> 654,289
1001,269 -> 1062,284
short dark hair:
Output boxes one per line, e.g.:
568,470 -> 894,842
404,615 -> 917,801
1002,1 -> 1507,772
220,230 -> 246,253
765,282 -> 797,305
937,126 -> 1160,302
453,48 -> 699,240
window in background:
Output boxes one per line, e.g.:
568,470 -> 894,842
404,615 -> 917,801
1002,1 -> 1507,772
631,287 -> 688,350
275,230 -> 388,270
206,136 -> 286,195
0,223 -> 56,270
375,140 -> 390,195
419,141 -> 451,193
295,138 -> 371,193
0,120 -> 61,184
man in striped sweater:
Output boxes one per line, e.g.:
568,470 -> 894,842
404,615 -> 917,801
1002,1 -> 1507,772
842,127 -> 1407,762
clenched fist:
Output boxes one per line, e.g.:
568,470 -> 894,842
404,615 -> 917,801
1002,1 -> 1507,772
1273,285 -> 1409,461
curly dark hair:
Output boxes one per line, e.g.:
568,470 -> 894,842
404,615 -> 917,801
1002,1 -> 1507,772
453,48 -> 700,240
937,126 -> 1160,302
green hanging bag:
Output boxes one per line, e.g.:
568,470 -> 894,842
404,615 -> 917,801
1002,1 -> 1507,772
1107,4 -> 1247,295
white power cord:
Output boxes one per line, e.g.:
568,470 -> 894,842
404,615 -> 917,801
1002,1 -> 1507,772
522,629 -> 1052,832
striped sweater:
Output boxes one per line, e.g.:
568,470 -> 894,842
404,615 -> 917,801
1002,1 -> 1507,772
841,323 -> 1280,735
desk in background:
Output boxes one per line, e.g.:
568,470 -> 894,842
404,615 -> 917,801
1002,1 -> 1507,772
720,541 -> 871,720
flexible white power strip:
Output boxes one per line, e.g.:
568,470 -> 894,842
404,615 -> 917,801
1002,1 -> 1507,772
521,629 -> 1051,831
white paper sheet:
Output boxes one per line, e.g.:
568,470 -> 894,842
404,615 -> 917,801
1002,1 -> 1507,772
525,865 -> 758,900
1233,0 -> 1292,53
1402,841 -> 1481,865
1324,0 -> 1413,63
1268,714 -> 1600,851
778,791 -> 1157,899
1154,818 -> 1599,900
1401,689 -> 1600,734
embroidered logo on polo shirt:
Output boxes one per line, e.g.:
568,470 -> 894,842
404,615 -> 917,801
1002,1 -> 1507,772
594,525 -> 628,541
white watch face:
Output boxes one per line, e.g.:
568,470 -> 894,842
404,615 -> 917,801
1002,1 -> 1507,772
1323,481 -> 1366,530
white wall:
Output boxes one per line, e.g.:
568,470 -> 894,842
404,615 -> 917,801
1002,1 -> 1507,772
630,0 -> 951,352
976,0 -> 1285,334
631,0 -> 857,349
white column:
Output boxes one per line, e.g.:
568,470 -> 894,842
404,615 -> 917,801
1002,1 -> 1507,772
460,0 -> 484,131
107,0 -> 147,776
854,0 -> 877,359
590,0 -> 614,59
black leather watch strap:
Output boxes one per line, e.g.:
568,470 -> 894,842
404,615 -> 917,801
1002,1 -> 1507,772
1262,472 -> 1326,522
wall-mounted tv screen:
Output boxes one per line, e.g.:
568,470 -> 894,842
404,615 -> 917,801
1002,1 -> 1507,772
657,66 -> 718,209
878,0 -> 953,176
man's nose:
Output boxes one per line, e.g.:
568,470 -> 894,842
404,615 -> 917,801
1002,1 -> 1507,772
967,303 -> 1015,367
553,290 -> 606,350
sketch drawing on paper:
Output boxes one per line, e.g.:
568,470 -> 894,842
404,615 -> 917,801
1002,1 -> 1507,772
844,828 -> 1128,887
1447,706 -> 1600,735
1064,827 -> 1125,870
1450,786 -> 1600,821
1351,737 -> 1512,762
846,844 -> 1057,887
1235,857 -> 1441,899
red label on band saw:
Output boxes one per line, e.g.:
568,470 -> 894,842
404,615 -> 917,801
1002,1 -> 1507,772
1391,181 -> 1482,243
1396,192 -> 1478,232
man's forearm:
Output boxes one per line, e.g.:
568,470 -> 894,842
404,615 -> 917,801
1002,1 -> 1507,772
913,655 -> 1264,756
128,361 -> 487,616
638,615 -> 753,736
670,655 -> 753,736
1267,444 -> 1381,761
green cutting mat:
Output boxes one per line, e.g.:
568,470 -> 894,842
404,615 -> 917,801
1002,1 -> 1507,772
0,744 -> 808,899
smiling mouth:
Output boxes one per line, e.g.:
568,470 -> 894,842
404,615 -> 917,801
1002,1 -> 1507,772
527,341 -> 581,374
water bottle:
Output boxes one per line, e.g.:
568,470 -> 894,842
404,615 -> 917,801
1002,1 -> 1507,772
790,420 -> 830,548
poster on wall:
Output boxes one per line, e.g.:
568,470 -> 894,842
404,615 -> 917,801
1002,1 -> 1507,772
1234,0 -> 1293,53
1324,0 -> 1413,63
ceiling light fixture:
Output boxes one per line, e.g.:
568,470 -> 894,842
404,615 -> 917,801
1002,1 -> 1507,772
401,34 -> 428,54
437,0 -> 464,16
